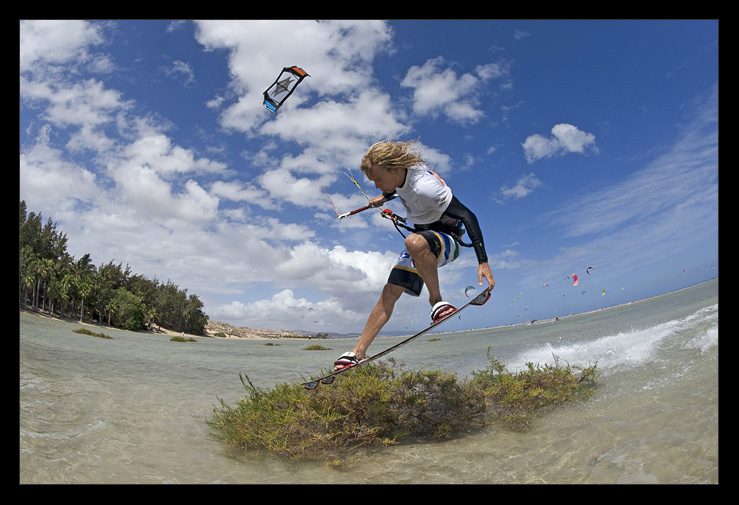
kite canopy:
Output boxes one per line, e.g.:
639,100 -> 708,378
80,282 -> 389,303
263,66 -> 310,114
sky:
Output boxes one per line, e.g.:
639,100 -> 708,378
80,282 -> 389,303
19,20 -> 719,335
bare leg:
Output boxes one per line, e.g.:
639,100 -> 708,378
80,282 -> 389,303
342,282 -> 404,365
337,234 -> 449,369
404,233 -> 451,312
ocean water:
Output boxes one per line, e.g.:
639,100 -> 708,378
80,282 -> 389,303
19,279 -> 718,484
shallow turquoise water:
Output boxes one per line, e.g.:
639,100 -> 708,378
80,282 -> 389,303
19,279 -> 718,484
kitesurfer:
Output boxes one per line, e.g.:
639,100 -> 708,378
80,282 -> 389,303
334,140 -> 495,370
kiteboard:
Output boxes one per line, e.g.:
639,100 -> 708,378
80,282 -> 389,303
301,286 -> 492,390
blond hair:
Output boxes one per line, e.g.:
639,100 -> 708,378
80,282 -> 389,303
360,139 -> 426,175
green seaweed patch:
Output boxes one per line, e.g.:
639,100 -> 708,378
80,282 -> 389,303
302,344 -> 332,351
73,328 -> 113,339
170,335 -> 197,342
207,350 -> 598,463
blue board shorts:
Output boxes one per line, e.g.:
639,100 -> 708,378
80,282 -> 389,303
388,230 -> 460,297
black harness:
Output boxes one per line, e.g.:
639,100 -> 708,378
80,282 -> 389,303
380,208 -> 473,248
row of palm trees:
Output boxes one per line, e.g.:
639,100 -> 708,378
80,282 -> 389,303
19,201 -> 209,335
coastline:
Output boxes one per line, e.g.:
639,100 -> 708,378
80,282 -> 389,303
416,277 -> 719,337
18,307 -> 307,341
19,277 -> 718,342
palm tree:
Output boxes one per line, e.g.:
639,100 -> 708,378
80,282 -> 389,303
77,278 -> 93,323
31,257 -> 53,311
96,261 -> 130,325
19,246 -> 35,308
71,254 -> 96,322
57,272 -> 75,318
147,308 -> 161,331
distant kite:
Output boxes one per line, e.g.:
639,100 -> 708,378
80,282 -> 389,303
263,66 -> 310,114
464,286 -> 476,297
572,273 -> 579,286
587,266 -> 594,275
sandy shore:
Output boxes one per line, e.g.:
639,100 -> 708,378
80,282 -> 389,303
20,279 -> 718,341
204,320 -> 306,340
19,307 -> 307,341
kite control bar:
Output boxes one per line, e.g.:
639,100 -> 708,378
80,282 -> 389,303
337,204 -> 372,220
323,182 -> 413,238
336,193 -> 398,220
326,188 -> 472,245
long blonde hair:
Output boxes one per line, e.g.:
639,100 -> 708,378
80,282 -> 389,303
360,139 -> 426,175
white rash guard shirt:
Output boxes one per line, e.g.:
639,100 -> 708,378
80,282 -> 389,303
395,165 -> 453,226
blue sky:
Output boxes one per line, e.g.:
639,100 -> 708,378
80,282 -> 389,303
19,20 -> 719,334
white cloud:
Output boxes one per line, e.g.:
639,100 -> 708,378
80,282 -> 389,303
162,60 -> 196,87
500,173 -> 543,200
550,112 -> 717,239
400,56 -> 509,124
539,84 -> 718,274
194,20 -> 395,136
192,19 -> 409,218
19,125 -> 99,211
19,20 -> 106,73
120,133 -> 227,177
207,242 -> 398,330
275,243 -> 393,294
210,180 -> 276,210
522,123 -> 598,163
19,75 -> 127,129
209,289 -> 363,332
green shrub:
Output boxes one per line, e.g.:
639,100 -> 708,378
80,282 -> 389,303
73,328 -> 113,339
302,344 -> 331,351
207,353 -> 598,463
170,335 -> 197,342
471,352 -> 598,431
